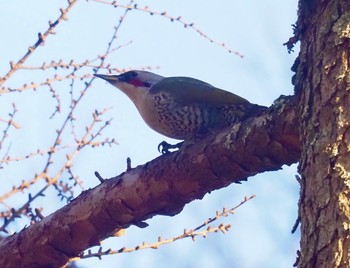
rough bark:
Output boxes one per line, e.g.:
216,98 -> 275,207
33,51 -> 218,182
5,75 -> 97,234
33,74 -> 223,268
0,96 -> 299,268
295,0 -> 350,267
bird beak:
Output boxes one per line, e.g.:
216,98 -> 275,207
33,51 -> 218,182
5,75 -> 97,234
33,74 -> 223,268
94,74 -> 119,82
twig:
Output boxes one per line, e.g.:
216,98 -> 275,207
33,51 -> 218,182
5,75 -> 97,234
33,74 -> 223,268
94,171 -> 105,183
74,195 -> 256,261
0,0 -> 78,87
93,0 -> 243,58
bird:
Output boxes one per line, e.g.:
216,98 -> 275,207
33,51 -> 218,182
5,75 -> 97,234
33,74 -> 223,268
94,70 -> 266,153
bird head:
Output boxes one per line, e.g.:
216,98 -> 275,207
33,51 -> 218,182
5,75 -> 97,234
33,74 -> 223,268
95,70 -> 164,106
95,70 -> 163,91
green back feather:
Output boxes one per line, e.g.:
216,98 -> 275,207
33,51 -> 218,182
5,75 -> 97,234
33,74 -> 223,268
149,77 -> 250,106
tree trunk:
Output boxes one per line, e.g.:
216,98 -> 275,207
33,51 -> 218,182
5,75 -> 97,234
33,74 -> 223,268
295,1 -> 350,267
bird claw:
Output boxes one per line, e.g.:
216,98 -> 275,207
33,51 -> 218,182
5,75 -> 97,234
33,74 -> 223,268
158,141 -> 184,154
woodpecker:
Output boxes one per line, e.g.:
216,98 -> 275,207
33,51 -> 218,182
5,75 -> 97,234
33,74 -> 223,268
95,70 -> 265,153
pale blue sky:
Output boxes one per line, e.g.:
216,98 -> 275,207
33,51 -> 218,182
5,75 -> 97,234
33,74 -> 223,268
0,1 -> 299,267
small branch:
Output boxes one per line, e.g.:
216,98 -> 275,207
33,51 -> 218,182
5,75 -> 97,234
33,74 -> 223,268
93,0 -> 243,57
16,42 -> 133,71
81,225 -> 231,259
0,118 -> 20,130
0,0 -> 130,232
0,0 -> 78,86
0,109 -> 116,231
126,157 -> 132,171
94,171 -> 105,183
0,74 -> 91,93
77,195 -> 255,260
0,104 -> 19,169
193,195 -> 256,232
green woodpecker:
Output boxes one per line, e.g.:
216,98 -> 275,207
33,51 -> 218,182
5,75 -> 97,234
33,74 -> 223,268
95,70 -> 265,153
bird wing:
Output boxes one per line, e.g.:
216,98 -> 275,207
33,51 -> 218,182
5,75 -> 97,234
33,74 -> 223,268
149,77 -> 250,106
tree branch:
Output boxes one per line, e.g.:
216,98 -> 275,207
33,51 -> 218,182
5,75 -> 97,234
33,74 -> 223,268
0,95 -> 299,268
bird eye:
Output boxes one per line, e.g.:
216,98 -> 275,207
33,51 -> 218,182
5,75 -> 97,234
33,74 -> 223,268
118,71 -> 137,82
125,71 -> 137,80
144,82 -> 152,88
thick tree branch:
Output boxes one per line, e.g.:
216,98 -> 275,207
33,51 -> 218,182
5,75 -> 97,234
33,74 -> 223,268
0,96 -> 299,268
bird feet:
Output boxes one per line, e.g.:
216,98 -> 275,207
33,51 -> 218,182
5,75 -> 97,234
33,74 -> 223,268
158,141 -> 184,154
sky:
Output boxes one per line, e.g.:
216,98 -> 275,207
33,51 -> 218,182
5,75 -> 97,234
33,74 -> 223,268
0,1 -> 299,267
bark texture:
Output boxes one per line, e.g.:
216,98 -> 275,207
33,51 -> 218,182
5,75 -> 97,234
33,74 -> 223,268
0,96 -> 299,267
295,0 -> 350,267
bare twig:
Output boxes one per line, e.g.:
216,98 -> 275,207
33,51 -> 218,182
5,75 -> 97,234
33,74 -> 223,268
0,0 -> 78,87
0,104 -> 19,170
93,0 -> 243,58
0,3 -> 131,232
75,195 -> 255,261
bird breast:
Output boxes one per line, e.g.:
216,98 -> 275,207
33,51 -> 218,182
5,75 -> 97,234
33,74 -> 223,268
135,91 -> 183,139
135,91 -> 210,140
